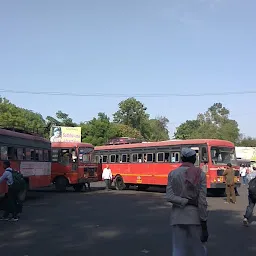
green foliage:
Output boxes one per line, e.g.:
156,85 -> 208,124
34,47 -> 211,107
0,97 -> 46,135
80,112 -> 143,146
113,97 -> 149,136
237,136 -> 256,147
175,103 -> 240,143
147,116 -> 169,141
46,110 -> 77,127
113,97 -> 169,141
2,96 -> 248,146
174,120 -> 201,139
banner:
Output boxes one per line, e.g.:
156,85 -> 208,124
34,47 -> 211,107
235,147 -> 256,161
50,126 -> 81,143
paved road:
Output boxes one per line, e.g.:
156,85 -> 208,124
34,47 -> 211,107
0,183 -> 255,256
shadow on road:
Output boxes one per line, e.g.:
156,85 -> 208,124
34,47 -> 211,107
0,191 -> 255,256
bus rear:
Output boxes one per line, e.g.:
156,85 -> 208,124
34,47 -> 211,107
51,142 -> 100,192
0,128 -> 51,201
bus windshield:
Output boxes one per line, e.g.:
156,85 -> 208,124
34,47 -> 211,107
78,147 -> 94,163
211,147 -> 237,165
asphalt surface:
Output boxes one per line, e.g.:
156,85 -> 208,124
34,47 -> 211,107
0,183 -> 255,256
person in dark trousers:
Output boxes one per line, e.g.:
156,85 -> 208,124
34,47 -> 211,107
102,165 -> 112,191
0,160 -> 19,221
223,163 -> 236,204
243,176 -> 256,226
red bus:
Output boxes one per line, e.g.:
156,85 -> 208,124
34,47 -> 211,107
105,137 -> 142,145
51,142 -> 101,192
0,128 -> 51,201
95,139 -> 241,195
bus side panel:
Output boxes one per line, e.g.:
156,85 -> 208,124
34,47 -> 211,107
20,162 -> 51,189
51,162 -> 72,183
104,163 -> 181,186
29,175 -> 52,189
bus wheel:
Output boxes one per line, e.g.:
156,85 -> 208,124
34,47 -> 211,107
73,184 -> 84,192
115,175 -> 125,190
55,177 -> 68,192
18,182 -> 28,202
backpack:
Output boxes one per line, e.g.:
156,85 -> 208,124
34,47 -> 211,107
7,169 -> 26,191
248,177 -> 256,200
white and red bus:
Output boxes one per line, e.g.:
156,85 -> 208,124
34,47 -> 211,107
95,139 -> 241,195
0,128 -> 51,201
51,142 -> 101,192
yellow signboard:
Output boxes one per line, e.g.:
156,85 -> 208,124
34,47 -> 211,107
50,126 -> 81,143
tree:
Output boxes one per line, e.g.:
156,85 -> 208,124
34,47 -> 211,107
0,96 -> 46,135
113,97 -> 150,138
81,112 -> 143,146
174,120 -> 201,139
147,116 -> 170,141
111,123 -> 143,139
237,136 -> 256,147
46,111 -> 76,127
81,112 -> 113,146
175,103 -> 240,143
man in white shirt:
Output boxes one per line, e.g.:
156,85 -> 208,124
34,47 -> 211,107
240,164 -> 247,185
102,165 -> 112,191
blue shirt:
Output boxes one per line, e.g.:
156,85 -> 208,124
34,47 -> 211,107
0,167 -> 14,186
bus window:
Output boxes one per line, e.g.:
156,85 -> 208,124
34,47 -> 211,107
110,154 -> 116,163
95,155 -> 100,163
79,147 -> 93,163
17,148 -> 24,160
171,152 -> 180,163
164,153 -> 170,162
157,152 -> 164,162
138,153 -> 143,162
38,150 -> 43,161
1,146 -> 8,160
201,147 -> 208,162
30,149 -> 35,160
35,150 -> 39,161
71,148 -> 77,162
7,147 -> 15,160
102,155 -> 108,163
122,154 -> 129,162
132,153 -> 138,162
60,149 -> 70,165
147,153 -> 154,162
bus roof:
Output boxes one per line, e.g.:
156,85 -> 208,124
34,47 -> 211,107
95,139 -> 234,151
0,128 -> 50,143
52,142 -> 94,148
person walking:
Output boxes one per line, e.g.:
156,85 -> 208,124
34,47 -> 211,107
166,148 -> 208,256
223,163 -> 236,204
243,176 -> 256,226
102,165 -> 112,191
240,164 -> 247,185
0,160 -> 19,221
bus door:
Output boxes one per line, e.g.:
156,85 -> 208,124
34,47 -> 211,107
71,148 -> 78,172
190,147 -> 200,167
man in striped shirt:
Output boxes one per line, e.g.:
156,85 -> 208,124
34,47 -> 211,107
166,148 -> 208,256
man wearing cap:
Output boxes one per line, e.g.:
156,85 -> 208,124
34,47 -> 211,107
166,148 -> 208,256
0,160 -> 19,221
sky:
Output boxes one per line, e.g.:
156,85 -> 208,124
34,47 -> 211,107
0,0 -> 255,137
